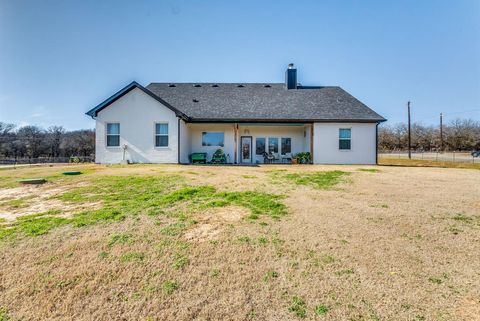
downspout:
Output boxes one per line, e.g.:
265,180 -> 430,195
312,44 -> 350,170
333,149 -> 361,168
310,123 -> 314,164
177,118 -> 181,164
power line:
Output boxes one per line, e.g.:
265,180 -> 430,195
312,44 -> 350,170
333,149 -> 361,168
412,109 -> 480,123
441,109 -> 480,116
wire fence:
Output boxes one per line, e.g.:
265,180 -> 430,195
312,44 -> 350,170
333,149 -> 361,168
0,156 -> 94,166
379,151 -> 478,164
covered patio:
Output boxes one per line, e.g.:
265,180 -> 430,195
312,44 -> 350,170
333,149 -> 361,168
180,123 -> 313,164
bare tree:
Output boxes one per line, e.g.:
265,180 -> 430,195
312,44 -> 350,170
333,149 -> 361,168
0,122 -> 16,157
46,126 -> 65,158
379,118 -> 480,152
16,126 -> 45,159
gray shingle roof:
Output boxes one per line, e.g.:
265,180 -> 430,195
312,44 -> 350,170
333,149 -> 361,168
146,83 -> 385,122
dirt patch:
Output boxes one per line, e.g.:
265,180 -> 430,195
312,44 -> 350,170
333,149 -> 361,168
185,206 -> 250,241
0,186 -> 37,200
455,297 -> 480,321
185,223 -> 221,242
0,182 -> 92,222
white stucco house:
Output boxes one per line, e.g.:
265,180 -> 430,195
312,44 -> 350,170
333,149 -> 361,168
86,64 -> 386,165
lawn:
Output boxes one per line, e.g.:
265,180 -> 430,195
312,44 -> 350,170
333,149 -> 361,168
0,163 -> 479,320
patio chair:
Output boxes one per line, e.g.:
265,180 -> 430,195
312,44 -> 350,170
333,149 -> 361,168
282,153 -> 292,164
262,152 -> 275,164
272,153 -> 280,163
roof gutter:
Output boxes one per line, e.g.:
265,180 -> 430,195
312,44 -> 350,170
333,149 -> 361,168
186,118 -> 387,123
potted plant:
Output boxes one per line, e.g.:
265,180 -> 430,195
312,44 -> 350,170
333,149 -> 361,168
295,152 -> 311,164
291,154 -> 299,164
211,149 -> 226,164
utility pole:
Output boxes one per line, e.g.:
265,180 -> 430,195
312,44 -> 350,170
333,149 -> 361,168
439,113 -> 443,152
407,101 -> 411,159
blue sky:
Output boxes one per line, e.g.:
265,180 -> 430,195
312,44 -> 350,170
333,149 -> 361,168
0,0 -> 479,130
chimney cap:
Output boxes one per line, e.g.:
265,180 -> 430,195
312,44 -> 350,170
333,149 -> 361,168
288,63 -> 295,69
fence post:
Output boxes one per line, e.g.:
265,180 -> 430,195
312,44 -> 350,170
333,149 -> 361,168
453,151 -> 455,162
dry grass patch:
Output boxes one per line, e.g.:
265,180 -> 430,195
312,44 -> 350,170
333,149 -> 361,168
0,163 -> 479,320
379,157 -> 480,170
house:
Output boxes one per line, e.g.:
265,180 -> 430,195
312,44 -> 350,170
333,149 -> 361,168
86,64 -> 386,164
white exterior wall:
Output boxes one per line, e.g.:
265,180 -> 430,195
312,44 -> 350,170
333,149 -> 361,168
187,124 -> 235,163
179,120 -> 191,163
313,123 -> 377,164
95,87 -> 179,164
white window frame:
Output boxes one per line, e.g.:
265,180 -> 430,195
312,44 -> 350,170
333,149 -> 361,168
106,122 -> 120,148
255,137 -> 266,155
339,128 -> 352,151
155,122 -> 169,148
281,137 -> 292,155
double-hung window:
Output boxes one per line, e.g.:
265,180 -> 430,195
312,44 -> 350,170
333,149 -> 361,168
155,123 -> 169,147
339,128 -> 351,150
106,123 -> 120,147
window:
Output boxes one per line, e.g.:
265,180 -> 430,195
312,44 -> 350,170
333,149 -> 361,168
202,132 -> 224,147
155,123 -> 169,147
281,138 -> 291,155
339,128 -> 351,150
106,123 -> 120,147
268,137 -> 278,154
256,138 -> 265,155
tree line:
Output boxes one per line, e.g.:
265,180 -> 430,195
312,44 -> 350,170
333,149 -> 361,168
0,122 -> 94,160
378,118 -> 480,152
1,117 -> 479,160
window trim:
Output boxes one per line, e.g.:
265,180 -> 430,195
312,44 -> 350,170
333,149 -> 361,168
106,122 -> 120,148
255,137 -> 266,156
201,131 -> 225,147
154,122 -> 169,148
281,137 -> 292,155
268,137 -> 279,154
339,128 -> 352,151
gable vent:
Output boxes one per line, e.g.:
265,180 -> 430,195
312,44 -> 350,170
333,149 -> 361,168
264,85 -> 271,88
168,84 -> 176,87
192,99 -> 199,103
193,84 -> 201,87
237,84 -> 244,88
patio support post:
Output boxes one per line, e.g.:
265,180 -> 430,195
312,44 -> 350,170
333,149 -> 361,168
234,123 -> 238,164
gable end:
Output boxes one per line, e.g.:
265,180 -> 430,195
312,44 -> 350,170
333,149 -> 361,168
86,81 -> 188,120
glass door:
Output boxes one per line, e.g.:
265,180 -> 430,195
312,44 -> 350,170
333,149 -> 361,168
240,136 -> 252,163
